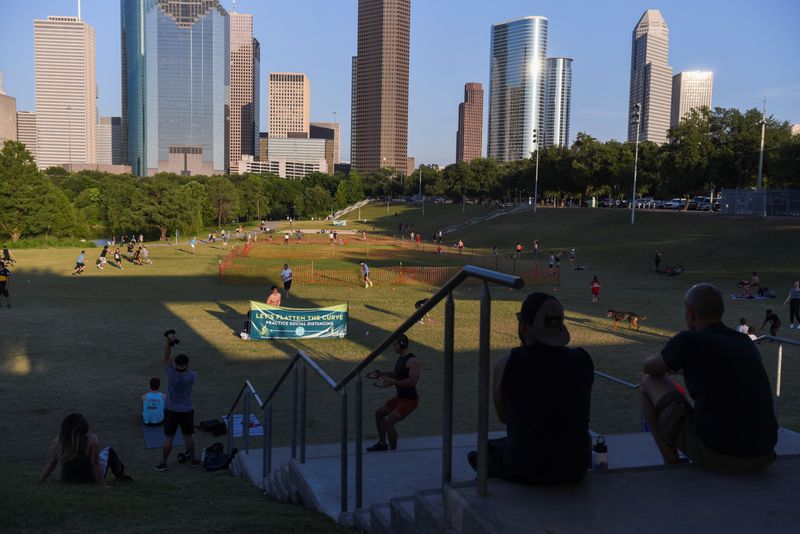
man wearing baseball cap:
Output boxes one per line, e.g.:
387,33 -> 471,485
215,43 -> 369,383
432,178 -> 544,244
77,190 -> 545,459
468,292 -> 594,484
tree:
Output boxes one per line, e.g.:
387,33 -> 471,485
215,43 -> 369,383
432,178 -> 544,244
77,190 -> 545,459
204,176 -> 241,227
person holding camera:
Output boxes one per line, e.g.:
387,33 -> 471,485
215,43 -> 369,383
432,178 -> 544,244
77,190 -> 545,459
366,334 -> 420,452
155,330 -> 198,471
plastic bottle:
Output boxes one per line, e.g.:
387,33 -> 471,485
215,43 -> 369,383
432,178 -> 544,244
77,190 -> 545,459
593,436 -> 608,470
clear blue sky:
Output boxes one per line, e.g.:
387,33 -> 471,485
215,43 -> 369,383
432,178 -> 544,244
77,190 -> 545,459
2,0 -> 798,166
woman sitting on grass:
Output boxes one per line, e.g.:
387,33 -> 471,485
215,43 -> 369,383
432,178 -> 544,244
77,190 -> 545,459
39,413 -> 132,485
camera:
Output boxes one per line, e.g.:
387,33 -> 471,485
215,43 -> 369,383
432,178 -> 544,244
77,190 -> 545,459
164,329 -> 180,347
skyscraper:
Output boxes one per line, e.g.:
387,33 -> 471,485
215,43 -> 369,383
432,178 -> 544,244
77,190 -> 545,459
310,122 -> 341,171
96,117 -> 123,165
0,73 -> 16,145
671,71 -> 713,127
16,112 -> 37,161
268,73 -> 310,138
230,12 -> 260,168
34,15 -> 97,169
544,57 -> 572,148
488,16 -> 548,162
456,82 -> 484,163
121,0 -> 230,176
628,9 -> 672,144
351,0 -> 411,173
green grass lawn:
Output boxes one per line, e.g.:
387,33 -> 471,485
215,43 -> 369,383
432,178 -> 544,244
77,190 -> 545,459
2,204 -> 799,530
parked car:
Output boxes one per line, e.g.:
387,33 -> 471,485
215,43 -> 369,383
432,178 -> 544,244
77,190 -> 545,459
663,198 -> 686,210
688,196 -> 709,210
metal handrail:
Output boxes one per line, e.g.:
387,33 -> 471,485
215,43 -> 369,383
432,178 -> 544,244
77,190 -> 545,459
594,370 -> 639,389
753,335 -> 800,417
228,265 -> 523,514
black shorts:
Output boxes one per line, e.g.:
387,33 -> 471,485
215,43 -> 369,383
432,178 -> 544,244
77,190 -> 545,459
164,409 -> 194,437
283,280 -> 292,290
76,262 -> 85,269
0,283 -> 7,297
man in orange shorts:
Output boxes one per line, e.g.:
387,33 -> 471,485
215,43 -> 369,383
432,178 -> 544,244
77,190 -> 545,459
366,334 -> 420,451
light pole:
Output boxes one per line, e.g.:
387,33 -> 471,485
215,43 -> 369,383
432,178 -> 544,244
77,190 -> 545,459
757,111 -> 767,217
532,129 -> 539,213
630,103 -> 641,225
419,166 -> 424,216
66,105 -> 72,172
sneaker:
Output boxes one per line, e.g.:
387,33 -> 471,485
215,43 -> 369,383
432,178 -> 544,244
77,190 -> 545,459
189,459 -> 201,468
154,463 -> 168,471
366,442 -> 388,452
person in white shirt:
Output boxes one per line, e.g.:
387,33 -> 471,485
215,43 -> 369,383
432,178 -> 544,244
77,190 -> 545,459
280,264 -> 293,299
736,317 -> 750,334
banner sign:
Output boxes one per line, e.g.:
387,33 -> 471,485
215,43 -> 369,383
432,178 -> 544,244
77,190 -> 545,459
249,301 -> 348,339
332,219 -> 347,226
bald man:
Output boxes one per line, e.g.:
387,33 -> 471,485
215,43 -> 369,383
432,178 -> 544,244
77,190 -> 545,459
640,283 -> 777,473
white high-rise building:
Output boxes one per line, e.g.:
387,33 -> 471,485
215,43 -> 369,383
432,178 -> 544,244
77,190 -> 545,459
34,15 -> 97,169
544,57 -> 572,148
488,16 -> 548,161
268,73 -> 310,138
229,12 -> 260,170
16,112 -> 37,161
628,10 -> 672,144
671,71 -> 713,127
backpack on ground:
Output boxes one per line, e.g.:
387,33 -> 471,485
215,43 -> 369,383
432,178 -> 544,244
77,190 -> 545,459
201,442 -> 238,472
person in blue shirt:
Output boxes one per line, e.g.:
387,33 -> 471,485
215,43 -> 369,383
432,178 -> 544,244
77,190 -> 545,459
72,250 -> 86,275
141,377 -> 166,425
155,335 -> 198,471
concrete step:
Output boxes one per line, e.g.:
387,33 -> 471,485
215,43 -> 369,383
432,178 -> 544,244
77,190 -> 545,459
388,496 -> 416,534
414,489 -> 447,534
446,456 -> 800,534
369,502 -> 392,534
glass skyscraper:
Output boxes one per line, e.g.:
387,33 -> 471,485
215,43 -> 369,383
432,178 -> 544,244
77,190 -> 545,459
544,57 -> 572,148
488,16 -> 548,162
121,0 -> 230,176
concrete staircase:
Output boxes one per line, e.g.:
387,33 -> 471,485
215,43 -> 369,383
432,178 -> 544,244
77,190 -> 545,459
231,429 -> 800,533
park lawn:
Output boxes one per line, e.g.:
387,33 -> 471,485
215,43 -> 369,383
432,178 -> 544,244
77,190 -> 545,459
1,207 -> 799,530
0,459 -> 346,533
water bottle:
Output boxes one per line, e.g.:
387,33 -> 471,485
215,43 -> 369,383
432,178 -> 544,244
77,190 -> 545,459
593,436 -> 608,470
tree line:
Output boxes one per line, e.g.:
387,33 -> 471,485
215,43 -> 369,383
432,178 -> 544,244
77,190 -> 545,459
1,106 -> 797,242
391,106 -> 798,203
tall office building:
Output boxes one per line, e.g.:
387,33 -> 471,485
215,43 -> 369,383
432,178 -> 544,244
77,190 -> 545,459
544,57 -> 572,148
0,74 -> 17,145
16,112 -> 37,161
268,73 -> 310,138
310,121 -> 341,170
628,9 -> 672,144
456,82 -> 483,163
121,0 -> 230,176
230,12 -> 260,168
488,16 -> 548,162
34,15 -> 97,169
671,71 -> 713,127
351,0 -> 411,173
96,116 -> 123,165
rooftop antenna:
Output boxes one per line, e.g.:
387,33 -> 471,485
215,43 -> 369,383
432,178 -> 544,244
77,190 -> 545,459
232,0 -> 237,13
78,0 -> 81,20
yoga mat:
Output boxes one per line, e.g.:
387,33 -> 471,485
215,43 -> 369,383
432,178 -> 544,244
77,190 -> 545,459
730,294 -> 769,301
222,414 -> 264,437
142,421 -> 185,449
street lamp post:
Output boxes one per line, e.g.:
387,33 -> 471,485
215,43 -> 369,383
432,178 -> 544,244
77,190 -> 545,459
630,103 -> 641,225
757,112 -> 767,217
532,129 -> 539,213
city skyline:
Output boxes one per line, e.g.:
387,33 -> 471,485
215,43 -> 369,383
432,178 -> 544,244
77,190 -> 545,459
1,1 -> 798,166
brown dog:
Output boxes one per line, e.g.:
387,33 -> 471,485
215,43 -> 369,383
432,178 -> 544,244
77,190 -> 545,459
607,309 -> 647,330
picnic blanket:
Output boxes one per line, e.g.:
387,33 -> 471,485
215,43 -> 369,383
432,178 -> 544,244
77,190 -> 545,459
730,294 -> 769,301
142,421 -> 185,449
222,414 -> 264,437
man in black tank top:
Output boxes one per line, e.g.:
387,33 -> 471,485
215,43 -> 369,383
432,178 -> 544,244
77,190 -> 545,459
468,293 -> 594,484
366,334 -> 421,452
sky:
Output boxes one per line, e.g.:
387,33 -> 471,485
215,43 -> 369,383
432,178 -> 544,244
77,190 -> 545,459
1,0 -> 798,166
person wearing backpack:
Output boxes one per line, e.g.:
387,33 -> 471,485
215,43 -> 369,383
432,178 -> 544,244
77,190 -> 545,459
141,377 -> 166,425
